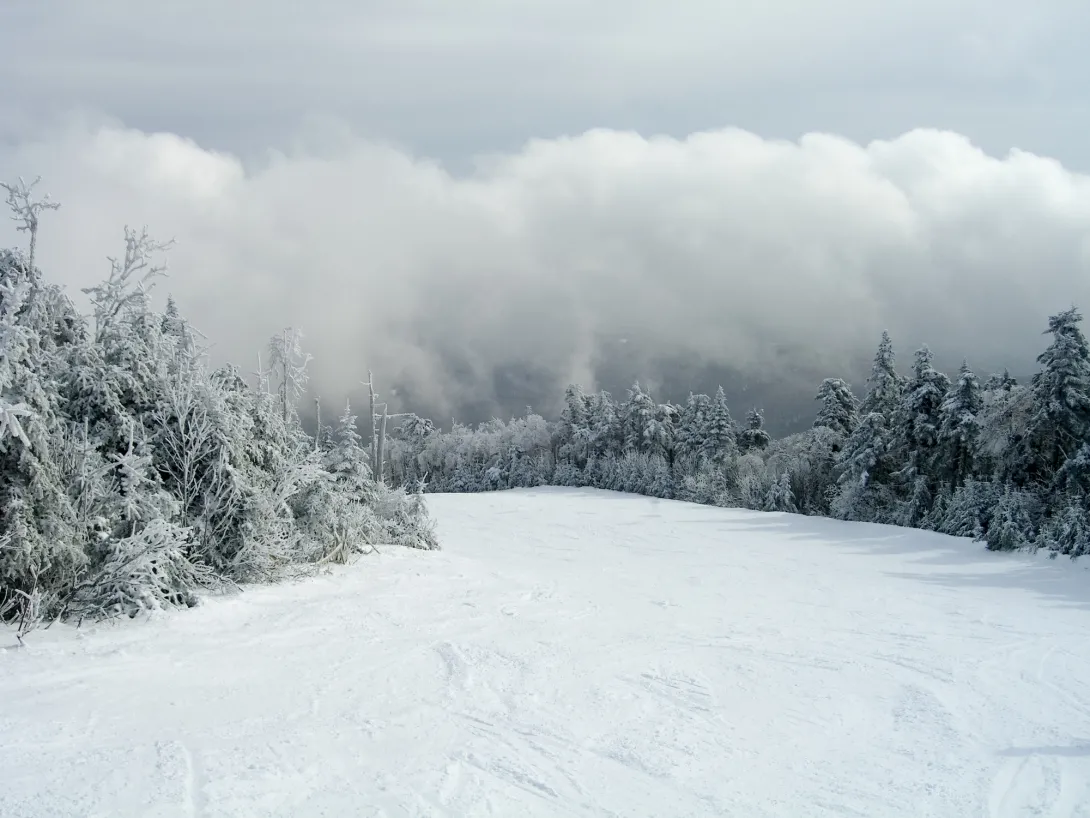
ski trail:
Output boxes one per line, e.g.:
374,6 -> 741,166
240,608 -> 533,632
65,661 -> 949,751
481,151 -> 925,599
3,488 -> 1089,817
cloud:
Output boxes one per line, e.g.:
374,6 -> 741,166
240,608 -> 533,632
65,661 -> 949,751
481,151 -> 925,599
2,118 -> 1089,423
2,0 -> 1087,171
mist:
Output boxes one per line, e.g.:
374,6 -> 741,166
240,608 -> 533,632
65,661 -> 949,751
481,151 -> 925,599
1,118 -> 1088,431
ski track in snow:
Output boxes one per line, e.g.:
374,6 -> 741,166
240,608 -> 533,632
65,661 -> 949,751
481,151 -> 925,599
2,487 -> 1090,817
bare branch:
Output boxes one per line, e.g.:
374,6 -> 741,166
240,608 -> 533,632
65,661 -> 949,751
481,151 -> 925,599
1,175 -> 60,271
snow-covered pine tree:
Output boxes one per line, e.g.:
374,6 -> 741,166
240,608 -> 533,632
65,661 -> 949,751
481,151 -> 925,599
703,386 -> 737,464
675,392 -> 711,462
940,479 -> 1000,539
1021,307 -> 1090,487
1035,502 -> 1089,559
814,377 -> 858,440
891,345 -> 949,503
860,331 -> 902,418
831,411 -> 895,522
622,382 -> 658,455
737,408 -> 770,454
763,471 -> 797,513
558,383 -> 591,471
936,361 -> 982,490
984,485 -> 1040,552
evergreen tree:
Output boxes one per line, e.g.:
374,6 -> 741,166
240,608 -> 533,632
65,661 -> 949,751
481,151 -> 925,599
703,386 -> 737,464
814,377 -> 858,440
893,345 -> 949,488
737,408 -> 770,453
1035,502 -> 1090,559
831,412 -> 895,522
860,331 -> 902,418
763,471 -> 797,513
985,369 -> 1017,393
984,486 -> 1039,552
558,383 -> 591,468
937,361 -> 982,489
623,382 -> 658,455
675,392 -> 711,461
1022,307 -> 1090,485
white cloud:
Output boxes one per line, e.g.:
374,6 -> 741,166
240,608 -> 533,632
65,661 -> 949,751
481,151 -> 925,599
2,118 -> 1089,419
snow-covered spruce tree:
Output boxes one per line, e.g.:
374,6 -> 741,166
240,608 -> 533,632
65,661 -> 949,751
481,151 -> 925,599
830,411 -> 896,522
763,470 -> 797,513
1035,501 -> 1090,559
976,377 -> 1034,485
737,408 -> 770,454
860,331 -> 903,418
891,345 -> 949,524
557,383 -> 592,478
939,479 -> 1001,539
831,332 -> 903,522
936,361 -> 982,491
622,382 -> 663,457
814,378 -> 858,442
1020,307 -> 1090,487
703,386 -> 737,464
983,485 -> 1041,552
675,392 -> 711,462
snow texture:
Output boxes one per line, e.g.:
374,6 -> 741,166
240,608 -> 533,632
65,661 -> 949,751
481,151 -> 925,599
3,487 -> 1090,817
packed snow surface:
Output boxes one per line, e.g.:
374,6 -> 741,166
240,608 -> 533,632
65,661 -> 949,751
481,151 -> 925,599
3,488 -> 1090,817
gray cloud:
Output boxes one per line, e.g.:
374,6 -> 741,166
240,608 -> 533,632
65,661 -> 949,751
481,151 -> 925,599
1,0 -> 1088,427
1,119 -> 1088,428
2,1 -> 1088,170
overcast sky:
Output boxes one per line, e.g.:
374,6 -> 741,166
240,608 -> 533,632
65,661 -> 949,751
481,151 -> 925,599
2,1 -> 1089,426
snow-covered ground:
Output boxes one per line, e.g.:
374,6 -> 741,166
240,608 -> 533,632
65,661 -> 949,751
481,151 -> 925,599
3,488 -> 1090,817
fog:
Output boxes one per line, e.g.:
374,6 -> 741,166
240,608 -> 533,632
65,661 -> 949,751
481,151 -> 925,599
2,119 -> 1088,430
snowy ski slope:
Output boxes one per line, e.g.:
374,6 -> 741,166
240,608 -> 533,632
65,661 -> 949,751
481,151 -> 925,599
2,488 -> 1090,817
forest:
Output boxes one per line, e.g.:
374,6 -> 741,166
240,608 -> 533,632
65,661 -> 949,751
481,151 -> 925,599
384,318 -> 1090,561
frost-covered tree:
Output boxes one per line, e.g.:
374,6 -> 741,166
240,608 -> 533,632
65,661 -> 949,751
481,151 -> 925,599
1022,307 -> 1090,486
703,386 -> 737,463
937,361 -> 982,490
268,328 -> 313,423
814,378 -> 858,440
558,383 -> 592,470
763,471 -> 797,513
860,331 -> 902,418
1,176 -> 60,273
1,187 -> 440,628
984,486 -> 1040,552
831,412 -> 895,522
1035,502 -> 1090,559
892,345 -> 949,490
675,392 -> 711,461
737,408 -> 770,453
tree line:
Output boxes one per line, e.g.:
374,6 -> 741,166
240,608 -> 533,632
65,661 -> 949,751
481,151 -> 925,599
0,179 -> 435,641
385,315 -> 1090,560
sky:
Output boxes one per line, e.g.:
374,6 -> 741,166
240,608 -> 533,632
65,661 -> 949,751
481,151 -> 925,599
2,0 -> 1089,430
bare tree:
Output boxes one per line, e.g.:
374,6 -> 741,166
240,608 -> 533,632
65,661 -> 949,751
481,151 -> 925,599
83,226 -> 174,341
1,176 -> 60,272
363,371 -> 412,484
268,328 -> 312,422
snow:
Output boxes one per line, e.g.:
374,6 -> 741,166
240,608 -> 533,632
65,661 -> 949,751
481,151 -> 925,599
3,488 -> 1090,817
